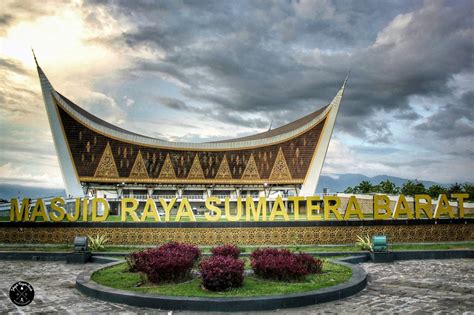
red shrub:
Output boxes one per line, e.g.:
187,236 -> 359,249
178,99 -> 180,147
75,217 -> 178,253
145,248 -> 195,283
295,253 -> 323,274
251,248 -> 323,281
250,248 -> 291,260
199,256 -> 244,291
159,242 -> 201,262
211,244 -> 240,259
129,242 -> 201,283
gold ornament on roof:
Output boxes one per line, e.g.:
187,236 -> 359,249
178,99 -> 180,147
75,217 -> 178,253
159,153 -> 176,179
215,155 -> 232,179
187,154 -> 205,179
94,142 -> 119,178
241,153 -> 260,180
129,150 -> 149,179
269,147 -> 292,180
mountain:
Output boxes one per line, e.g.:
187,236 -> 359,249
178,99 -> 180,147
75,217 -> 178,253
316,174 -> 443,193
0,184 -> 65,201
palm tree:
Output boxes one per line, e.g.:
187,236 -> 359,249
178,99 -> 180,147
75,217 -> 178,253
356,181 -> 374,194
427,185 -> 447,198
377,179 -> 399,195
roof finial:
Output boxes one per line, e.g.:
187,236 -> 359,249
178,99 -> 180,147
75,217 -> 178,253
343,69 -> 351,86
268,120 -> 273,131
31,48 -> 38,66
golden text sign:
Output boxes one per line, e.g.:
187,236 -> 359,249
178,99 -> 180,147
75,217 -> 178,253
9,194 -> 469,223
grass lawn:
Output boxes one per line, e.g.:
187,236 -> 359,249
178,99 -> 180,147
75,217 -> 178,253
91,260 -> 352,297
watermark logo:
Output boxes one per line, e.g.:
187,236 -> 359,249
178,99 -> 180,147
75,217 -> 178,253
9,281 -> 34,306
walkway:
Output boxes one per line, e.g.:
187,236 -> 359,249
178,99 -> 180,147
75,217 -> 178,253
0,259 -> 472,314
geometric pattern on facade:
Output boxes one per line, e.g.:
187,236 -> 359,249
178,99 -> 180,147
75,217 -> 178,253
158,153 -> 177,179
215,154 -> 232,179
94,142 -> 119,178
129,150 -> 149,179
57,101 -> 325,184
1,224 -> 471,245
187,153 -> 205,179
269,147 -> 292,180
241,153 -> 260,180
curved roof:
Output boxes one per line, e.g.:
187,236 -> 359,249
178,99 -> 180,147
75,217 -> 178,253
59,90 -> 329,144
211,105 -> 328,143
40,65 -> 342,150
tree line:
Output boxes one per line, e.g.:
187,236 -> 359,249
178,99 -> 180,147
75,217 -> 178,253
343,179 -> 473,200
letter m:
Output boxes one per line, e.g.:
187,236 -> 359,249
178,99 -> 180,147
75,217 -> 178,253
10,198 -> 30,221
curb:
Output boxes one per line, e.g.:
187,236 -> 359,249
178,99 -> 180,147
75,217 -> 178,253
75,259 -> 367,312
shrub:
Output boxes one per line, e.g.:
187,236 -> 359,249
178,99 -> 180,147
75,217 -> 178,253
250,247 -> 288,260
356,234 -> 373,251
87,234 -> 108,251
199,256 -> 244,291
129,242 -> 201,283
145,248 -> 196,283
211,244 -> 240,259
159,242 -> 201,262
296,253 -> 323,274
251,248 -> 323,281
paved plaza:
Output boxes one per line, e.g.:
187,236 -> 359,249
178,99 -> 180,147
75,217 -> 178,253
0,259 -> 473,314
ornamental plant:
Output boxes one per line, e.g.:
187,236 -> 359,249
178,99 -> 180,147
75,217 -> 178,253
87,234 -> 108,251
251,248 -> 323,281
159,242 -> 201,262
199,255 -> 244,291
211,244 -> 241,259
296,253 -> 323,274
129,242 -> 201,283
355,234 -> 373,251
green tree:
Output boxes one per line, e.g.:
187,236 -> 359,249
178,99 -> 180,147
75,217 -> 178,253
344,186 -> 354,193
461,183 -> 473,201
376,179 -> 399,195
401,180 -> 426,196
354,181 -> 374,194
427,184 -> 447,198
447,182 -> 463,196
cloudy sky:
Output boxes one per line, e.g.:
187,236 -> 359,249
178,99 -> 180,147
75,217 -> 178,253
0,0 -> 473,188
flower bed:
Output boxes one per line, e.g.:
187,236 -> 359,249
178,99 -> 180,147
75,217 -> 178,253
199,255 -> 244,291
210,244 -> 241,259
251,248 -> 323,281
127,242 -> 200,283
121,243 -> 328,294
91,259 -> 352,297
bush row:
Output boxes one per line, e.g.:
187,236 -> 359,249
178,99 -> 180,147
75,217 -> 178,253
251,248 -> 323,281
127,243 -> 323,291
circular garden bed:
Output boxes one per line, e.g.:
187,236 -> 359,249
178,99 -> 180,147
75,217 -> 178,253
92,259 -> 351,297
77,243 -> 367,311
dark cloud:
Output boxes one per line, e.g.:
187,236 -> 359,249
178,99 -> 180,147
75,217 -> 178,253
83,0 -> 472,143
0,57 -> 28,74
415,91 -> 474,139
0,1 -> 51,35
0,57 -> 41,116
0,14 -> 13,27
158,96 -> 196,112
157,96 -> 268,129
